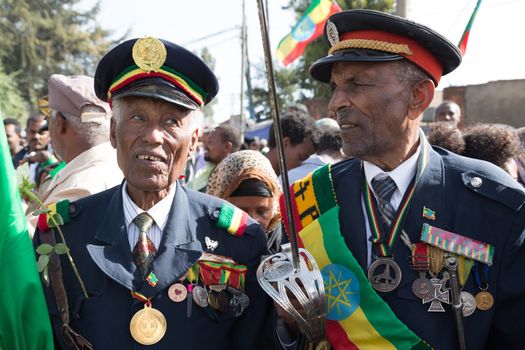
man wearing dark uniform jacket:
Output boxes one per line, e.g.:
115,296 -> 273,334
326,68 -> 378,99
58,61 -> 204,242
34,37 -> 275,349
282,9 -> 525,350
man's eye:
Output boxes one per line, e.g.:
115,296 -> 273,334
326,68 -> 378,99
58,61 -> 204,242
130,114 -> 144,121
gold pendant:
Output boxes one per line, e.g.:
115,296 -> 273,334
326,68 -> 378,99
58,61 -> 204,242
132,37 -> 167,72
130,304 -> 167,345
475,290 -> 494,311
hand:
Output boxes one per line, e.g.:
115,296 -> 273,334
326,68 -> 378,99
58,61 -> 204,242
20,150 -> 52,164
274,292 -> 307,332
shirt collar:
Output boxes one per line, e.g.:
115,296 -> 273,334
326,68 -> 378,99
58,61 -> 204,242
122,182 -> 176,231
364,143 -> 421,197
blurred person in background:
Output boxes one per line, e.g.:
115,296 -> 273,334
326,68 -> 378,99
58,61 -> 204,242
463,123 -> 521,181
3,118 -> 24,166
266,113 -> 318,176
433,100 -> 462,128
516,127 -> 525,186
207,150 -> 283,254
287,117 -> 346,184
427,123 -> 465,155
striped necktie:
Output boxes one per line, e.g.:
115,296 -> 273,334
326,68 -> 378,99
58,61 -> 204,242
132,212 -> 157,279
371,175 -> 397,225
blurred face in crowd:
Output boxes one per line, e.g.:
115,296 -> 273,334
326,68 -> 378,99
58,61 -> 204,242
111,96 -> 198,204
26,118 -> 50,152
226,195 -> 274,231
329,61 -> 425,169
284,138 -> 315,170
434,102 -> 461,126
205,128 -> 231,164
4,124 -> 22,155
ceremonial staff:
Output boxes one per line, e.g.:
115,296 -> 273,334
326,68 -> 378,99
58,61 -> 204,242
254,0 -> 326,342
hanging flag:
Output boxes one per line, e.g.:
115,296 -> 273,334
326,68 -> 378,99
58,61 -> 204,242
276,0 -> 342,66
0,113 -> 54,350
458,0 -> 483,56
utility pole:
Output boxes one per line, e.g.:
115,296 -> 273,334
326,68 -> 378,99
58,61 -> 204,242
239,0 -> 247,137
396,0 -> 409,18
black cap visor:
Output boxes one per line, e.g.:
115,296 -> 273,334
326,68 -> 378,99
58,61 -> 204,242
112,77 -> 198,110
310,48 -> 405,83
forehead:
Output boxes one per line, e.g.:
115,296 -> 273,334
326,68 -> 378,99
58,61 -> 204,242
27,119 -> 45,129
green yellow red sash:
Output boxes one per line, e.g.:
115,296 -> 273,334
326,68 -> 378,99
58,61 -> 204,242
282,165 -> 430,349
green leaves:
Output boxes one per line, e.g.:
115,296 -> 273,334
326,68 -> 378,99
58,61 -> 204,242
54,243 -> 69,255
35,242 -> 69,286
36,243 -> 53,255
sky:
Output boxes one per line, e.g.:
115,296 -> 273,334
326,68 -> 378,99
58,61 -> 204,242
80,0 -> 525,123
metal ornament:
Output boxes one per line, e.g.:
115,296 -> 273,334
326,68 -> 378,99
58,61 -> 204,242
422,278 -> 450,312
168,283 -> 187,302
326,20 -> 339,46
460,291 -> 476,317
257,244 -> 326,342
475,290 -> 494,310
129,304 -> 167,345
192,285 -> 209,308
262,259 -> 294,282
132,37 -> 167,72
412,276 -> 433,299
367,257 -> 402,293
205,236 -> 218,251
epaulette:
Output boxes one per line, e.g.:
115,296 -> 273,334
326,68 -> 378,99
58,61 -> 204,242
212,203 -> 249,237
462,171 -> 525,212
37,199 -> 72,231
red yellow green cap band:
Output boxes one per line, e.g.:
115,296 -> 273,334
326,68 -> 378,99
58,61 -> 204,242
332,30 -> 443,84
108,65 -> 207,107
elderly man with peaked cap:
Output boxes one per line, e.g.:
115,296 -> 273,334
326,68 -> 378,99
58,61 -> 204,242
280,9 -> 525,349
34,38 -> 275,349
26,74 -> 124,235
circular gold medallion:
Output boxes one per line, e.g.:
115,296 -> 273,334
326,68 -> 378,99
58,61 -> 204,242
132,37 -> 167,72
130,305 -> 167,345
475,290 -> 494,311
168,283 -> 187,302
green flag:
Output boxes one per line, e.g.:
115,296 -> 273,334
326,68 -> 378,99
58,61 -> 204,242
0,114 -> 54,349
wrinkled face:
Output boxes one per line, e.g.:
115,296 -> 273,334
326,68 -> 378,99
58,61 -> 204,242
285,139 -> 315,171
26,119 -> 50,152
4,124 -> 21,154
226,196 -> 273,231
205,129 -> 229,164
329,61 -> 412,161
110,97 -> 198,192
435,103 -> 461,126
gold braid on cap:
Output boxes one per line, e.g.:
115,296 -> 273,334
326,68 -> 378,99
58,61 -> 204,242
328,39 -> 413,56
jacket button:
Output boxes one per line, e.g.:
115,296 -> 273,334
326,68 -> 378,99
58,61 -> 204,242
470,177 -> 483,188
212,210 -> 220,219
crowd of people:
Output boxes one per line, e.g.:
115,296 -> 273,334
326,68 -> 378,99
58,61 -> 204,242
2,8 -> 525,350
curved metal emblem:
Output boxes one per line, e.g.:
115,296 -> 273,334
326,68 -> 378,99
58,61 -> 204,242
326,20 -> 339,47
132,37 -> 167,72
257,244 -> 326,342
367,257 -> 402,293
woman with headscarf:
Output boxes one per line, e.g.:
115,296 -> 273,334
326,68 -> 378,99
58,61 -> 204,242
206,150 -> 283,254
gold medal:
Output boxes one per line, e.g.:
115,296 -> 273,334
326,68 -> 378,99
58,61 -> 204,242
130,304 -> 167,345
475,290 -> 494,311
132,37 -> 167,72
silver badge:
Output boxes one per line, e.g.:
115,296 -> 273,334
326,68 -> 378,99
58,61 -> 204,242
460,291 -> 476,317
326,19 -> 339,46
412,276 -> 433,299
205,236 -> 218,251
367,257 -> 402,293
192,285 -> 209,308
423,278 -> 450,312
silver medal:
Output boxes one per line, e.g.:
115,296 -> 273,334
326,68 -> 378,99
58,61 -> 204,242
423,278 -> 450,312
460,291 -> 476,317
367,257 -> 402,293
412,277 -> 433,299
192,285 -> 209,308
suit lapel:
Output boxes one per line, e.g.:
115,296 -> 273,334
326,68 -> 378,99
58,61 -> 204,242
138,184 -> 203,297
87,186 -> 137,290
336,161 -> 369,270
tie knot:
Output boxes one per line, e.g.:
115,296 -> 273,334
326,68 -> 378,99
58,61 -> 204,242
371,175 -> 397,204
133,212 -> 154,233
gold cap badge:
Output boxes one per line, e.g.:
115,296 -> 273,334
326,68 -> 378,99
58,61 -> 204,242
132,37 -> 167,72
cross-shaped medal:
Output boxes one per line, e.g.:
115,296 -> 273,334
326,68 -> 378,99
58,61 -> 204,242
423,278 -> 450,312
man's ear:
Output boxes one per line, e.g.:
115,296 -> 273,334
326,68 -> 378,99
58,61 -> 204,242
55,113 -> 68,134
283,136 -> 291,148
407,79 -> 435,120
109,118 -> 117,148
188,128 -> 200,154
225,141 -> 233,153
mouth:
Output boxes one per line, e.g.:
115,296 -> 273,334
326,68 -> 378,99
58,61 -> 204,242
339,123 -> 358,130
136,153 -> 166,162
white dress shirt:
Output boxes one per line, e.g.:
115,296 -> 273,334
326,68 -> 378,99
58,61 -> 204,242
362,145 -> 421,266
122,182 -> 176,251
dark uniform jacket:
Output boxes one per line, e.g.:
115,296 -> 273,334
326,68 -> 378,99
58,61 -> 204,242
35,183 -> 275,349
331,144 -> 525,349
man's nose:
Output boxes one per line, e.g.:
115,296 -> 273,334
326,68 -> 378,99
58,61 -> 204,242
329,87 -> 351,114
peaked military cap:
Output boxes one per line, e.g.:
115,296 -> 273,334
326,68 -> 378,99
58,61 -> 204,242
310,9 -> 462,85
94,37 -> 219,110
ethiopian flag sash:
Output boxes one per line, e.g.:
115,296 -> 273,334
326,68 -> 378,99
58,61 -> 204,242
283,165 -> 430,349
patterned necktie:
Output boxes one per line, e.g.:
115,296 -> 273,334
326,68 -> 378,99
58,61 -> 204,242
371,175 -> 397,226
132,212 -> 157,279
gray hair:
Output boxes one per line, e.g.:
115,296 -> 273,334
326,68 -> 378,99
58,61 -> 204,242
392,60 -> 432,84
112,97 -> 203,133
51,108 -> 110,144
